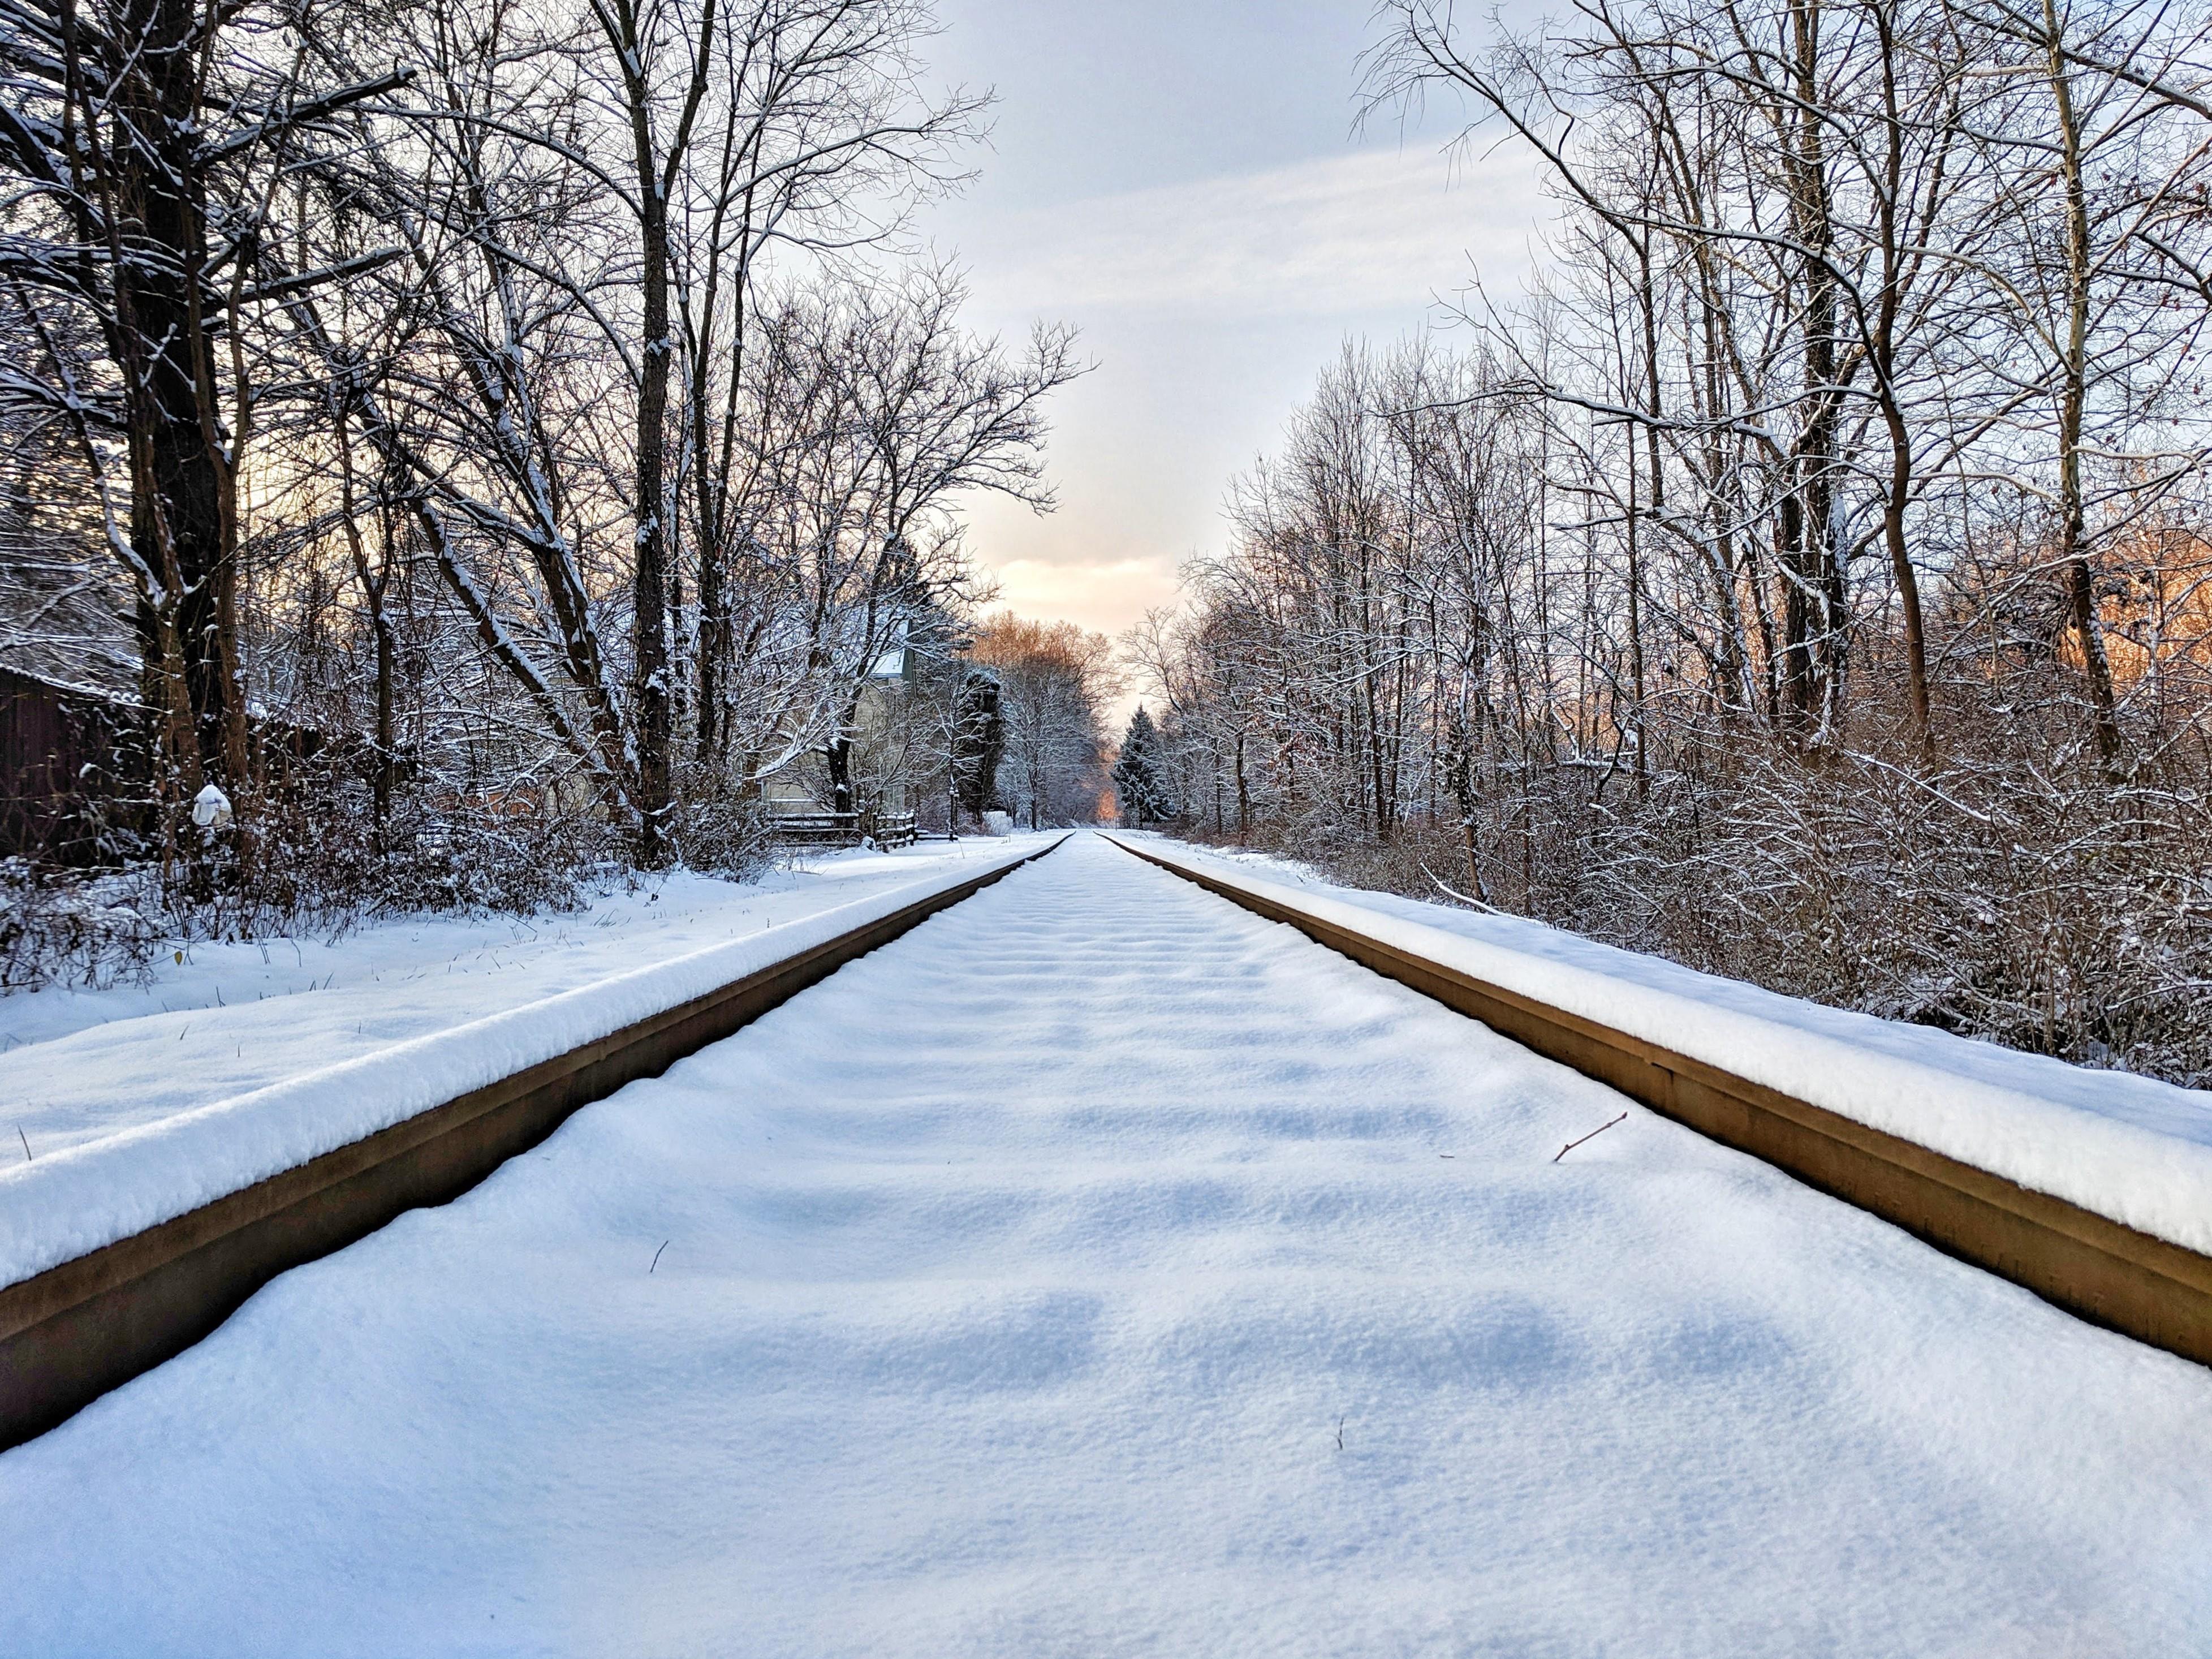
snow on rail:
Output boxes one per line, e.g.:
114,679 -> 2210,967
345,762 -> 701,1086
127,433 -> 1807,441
0,843 -> 1044,1291
1121,835 -> 2212,1256
3,832 -> 2204,1652
3,838 -> 1055,1158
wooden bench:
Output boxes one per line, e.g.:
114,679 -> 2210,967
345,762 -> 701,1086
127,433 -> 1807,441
767,810 -> 917,850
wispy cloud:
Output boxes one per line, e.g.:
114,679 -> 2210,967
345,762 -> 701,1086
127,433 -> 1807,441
963,145 -> 1546,321
985,554 -> 1180,632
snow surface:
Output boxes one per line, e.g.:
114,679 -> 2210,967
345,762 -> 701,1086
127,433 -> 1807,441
1,838 -> 1056,1144
2,832 -> 2206,1655
1120,834 -> 2212,1257
0,838 -> 1052,1290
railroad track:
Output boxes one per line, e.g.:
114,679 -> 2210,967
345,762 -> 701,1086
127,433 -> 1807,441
1108,834 -> 2212,1369
0,837 -> 1064,1449
7,828 -> 2209,1453
3,830 -> 2206,1651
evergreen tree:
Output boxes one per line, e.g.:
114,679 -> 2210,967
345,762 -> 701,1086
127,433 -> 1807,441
1112,708 -> 1177,825
952,667 -> 1006,820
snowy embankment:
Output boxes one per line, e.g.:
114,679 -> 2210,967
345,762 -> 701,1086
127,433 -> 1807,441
1,833 -> 2204,1654
1123,833 -> 2212,1255
0,837 -> 1051,1290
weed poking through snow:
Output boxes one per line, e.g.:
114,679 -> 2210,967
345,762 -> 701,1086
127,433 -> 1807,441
1553,1113 -> 1628,1163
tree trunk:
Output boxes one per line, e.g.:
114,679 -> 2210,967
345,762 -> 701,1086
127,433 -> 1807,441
826,731 -> 853,816
631,181 -> 674,863
2045,0 -> 2123,764
106,0 -> 246,802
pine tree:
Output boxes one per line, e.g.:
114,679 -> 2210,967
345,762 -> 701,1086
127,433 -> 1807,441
1112,707 -> 1176,825
952,667 -> 1005,821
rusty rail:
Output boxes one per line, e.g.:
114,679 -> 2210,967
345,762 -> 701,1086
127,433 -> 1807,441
1107,834 -> 2212,1368
1,838 -> 1063,1449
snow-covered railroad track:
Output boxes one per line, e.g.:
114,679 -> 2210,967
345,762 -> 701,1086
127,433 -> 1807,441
2,830 -> 2205,1654
0,840 -> 1060,1450
1111,837 -> 2212,1370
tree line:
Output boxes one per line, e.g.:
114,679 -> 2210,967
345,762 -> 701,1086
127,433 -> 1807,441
1,0 -> 1096,943
1125,0 -> 2212,1083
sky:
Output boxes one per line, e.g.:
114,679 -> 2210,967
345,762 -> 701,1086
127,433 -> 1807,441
915,0 -> 1551,656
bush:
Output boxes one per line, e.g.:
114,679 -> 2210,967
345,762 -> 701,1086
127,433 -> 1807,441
1182,740 -> 2212,1088
0,858 -> 160,991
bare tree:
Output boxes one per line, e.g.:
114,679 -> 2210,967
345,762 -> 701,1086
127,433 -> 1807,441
2,0 -> 405,840
971,611 -> 1116,828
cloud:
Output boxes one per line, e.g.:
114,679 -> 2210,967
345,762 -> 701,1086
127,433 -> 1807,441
986,554 -> 1180,635
963,145 -> 1546,321
941,140 -> 1553,650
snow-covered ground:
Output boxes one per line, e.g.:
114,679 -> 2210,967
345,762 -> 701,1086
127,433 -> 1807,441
1,835 -> 1054,1165
1124,832 -> 2212,1255
0,835 -> 1053,1288
3,833 -> 2205,1656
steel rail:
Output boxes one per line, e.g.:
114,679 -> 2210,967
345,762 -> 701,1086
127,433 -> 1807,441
0,837 -> 1065,1449
1107,834 -> 2212,1369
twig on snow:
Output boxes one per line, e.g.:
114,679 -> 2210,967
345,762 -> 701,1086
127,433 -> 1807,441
649,1239 -> 670,1274
16,1126 -> 31,1162
1553,1112 -> 1628,1163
